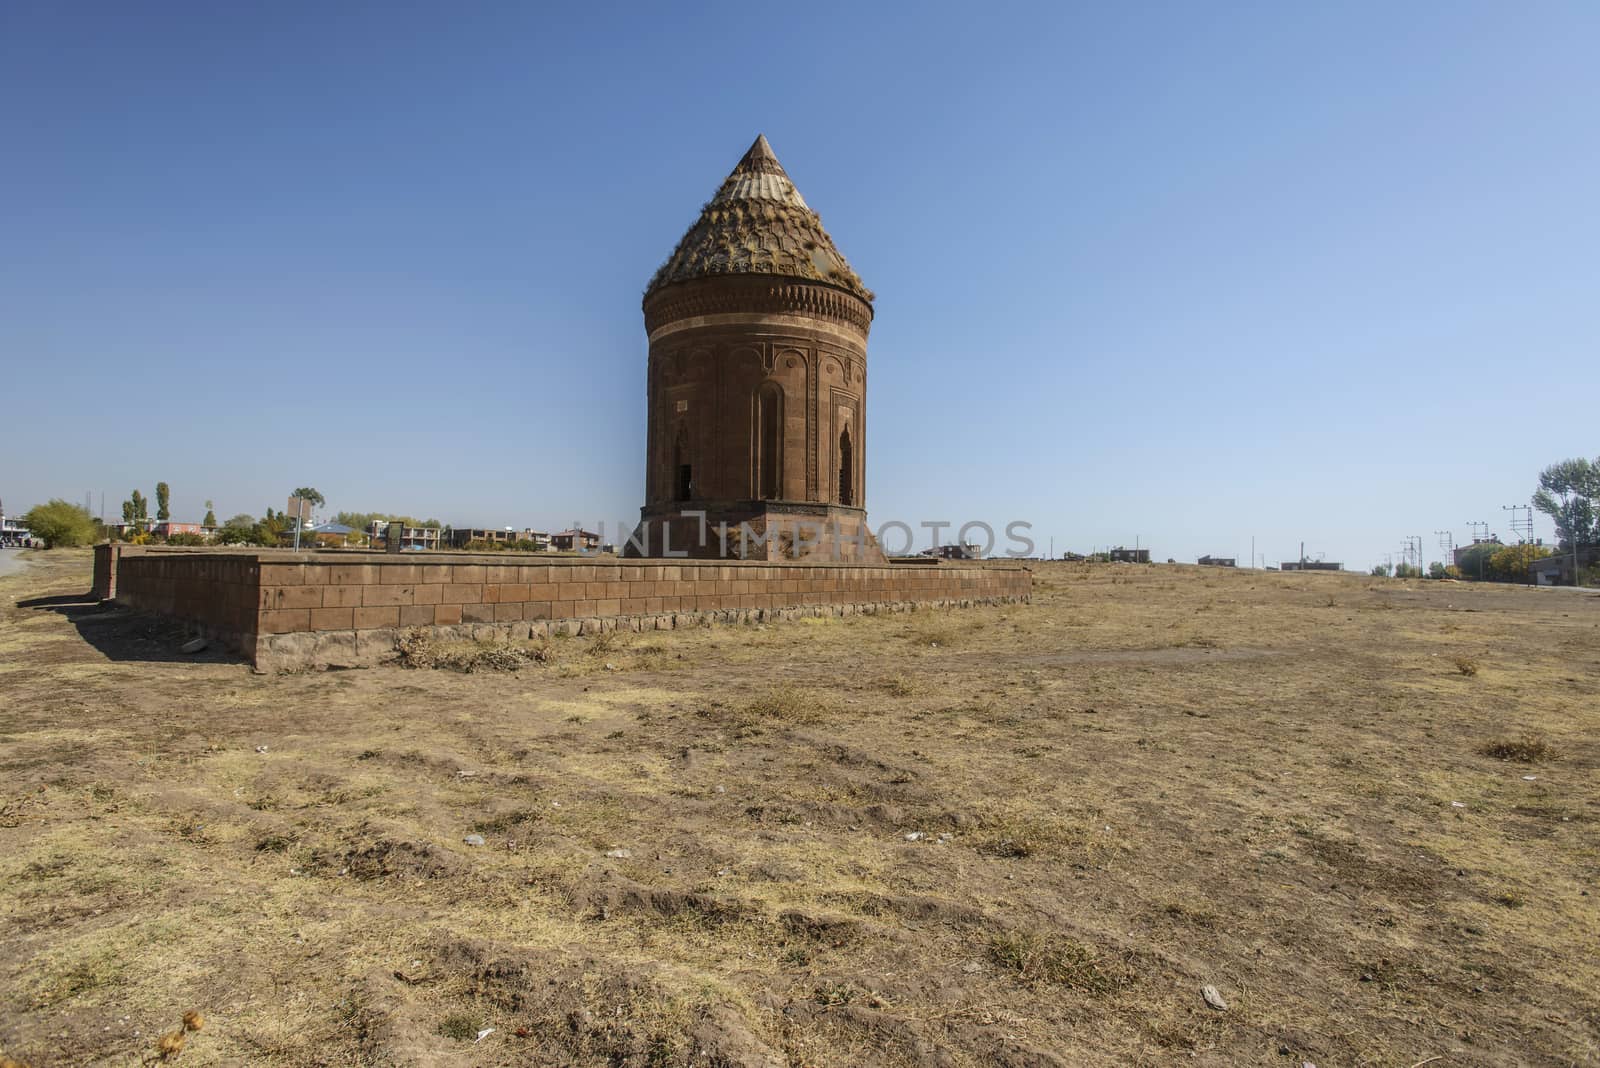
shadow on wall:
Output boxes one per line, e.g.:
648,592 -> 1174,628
17,591 -> 246,666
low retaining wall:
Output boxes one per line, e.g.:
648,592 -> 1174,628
98,546 -> 1031,670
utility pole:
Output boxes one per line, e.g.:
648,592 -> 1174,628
1566,489 -> 1581,586
1501,504 -> 1532,545
292,494 -> 303,552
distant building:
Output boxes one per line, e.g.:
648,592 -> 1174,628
1453,538 -> 1502,570
370,522 -> 443,551
152,522 -> 204,538
922,543 -> 982,560
448,527 -> 549,550
1,509 -> 31,547
1197,555 -> 1236,567
551,529 -> 601,553
1281,560 -> 1342,572
1109,547 -> 1150,563
1530,547 -> 1597,586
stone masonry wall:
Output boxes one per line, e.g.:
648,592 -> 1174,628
100,548 -> 1031,670
112,549 -> 264,656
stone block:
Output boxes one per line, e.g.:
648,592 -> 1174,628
399,605 -> 433,627
313,631 -> 359,668
260,564 -> 304,586
363,584 -> 414,607
323,585 -> 363,608
260,609 -> 311,634
326,565 -> 376,585
356,627 -> 399,663
309,606 -> 355,631
263,585 -> 323,610
353,606 -> 400,629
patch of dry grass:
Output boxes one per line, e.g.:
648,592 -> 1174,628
1479,735 -> 1556,762
2,551 -> 1597,1066
987,929 -> 1133,993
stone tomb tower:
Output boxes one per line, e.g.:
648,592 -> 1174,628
630,135 -> 884,561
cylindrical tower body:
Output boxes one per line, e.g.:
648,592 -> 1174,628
629,136 -> 883,561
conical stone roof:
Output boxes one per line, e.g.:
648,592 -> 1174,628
646,135 -> 873,304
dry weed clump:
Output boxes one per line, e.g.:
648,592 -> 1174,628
973,810 -> 1116,862
1453,656 -> 1480,676
987,929 -> 1133,994
742,685 -> 833,724
585,630 -> 622,657
878,673 -> 920,697
1479,736 -> 1555,763
395,630 -> 550,672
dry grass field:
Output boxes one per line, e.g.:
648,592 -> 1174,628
2,549 -> 1597,1067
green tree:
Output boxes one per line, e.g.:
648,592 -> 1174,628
1489,543 -> 1553,582
1532,456 -> 1599,550
1394,562 -> 1422,578
203,500 -> 217,528
155,481 -> 171,522
289,487 -> 325,517
1427,561 -> 1447,579
1455,542 -> 1499,581
216,514 -> 260,546
259,513 -> 290,545
121,498 -> 135,524
1370,563 -> 1392,577
22,499 -> 98,548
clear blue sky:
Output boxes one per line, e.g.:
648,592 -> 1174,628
3,2 -> 1596,567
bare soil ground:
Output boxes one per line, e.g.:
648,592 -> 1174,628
2,549 -> 1597,1067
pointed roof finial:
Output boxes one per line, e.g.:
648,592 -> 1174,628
644,135 -> 873,304
744,133 -> 777,165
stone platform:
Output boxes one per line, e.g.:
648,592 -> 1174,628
95,546 -> 1031,671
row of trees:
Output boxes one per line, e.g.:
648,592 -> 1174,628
332,512 -> 442,532
117,482 -> 218,530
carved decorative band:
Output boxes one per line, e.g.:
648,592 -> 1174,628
645,277 -> 874,336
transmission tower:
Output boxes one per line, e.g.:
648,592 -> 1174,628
1502,504 -> 1533,545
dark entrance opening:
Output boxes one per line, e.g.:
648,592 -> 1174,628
758,386 -> 781,500
673,426 -> 692,501
838,427 -> 853,507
